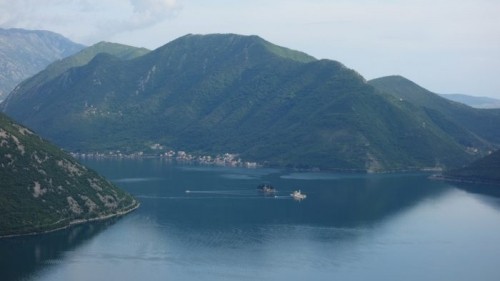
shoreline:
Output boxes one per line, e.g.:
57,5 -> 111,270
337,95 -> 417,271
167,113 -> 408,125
430,174 -> 500,186
0,201 -> 140,239
76,153 -> 445,174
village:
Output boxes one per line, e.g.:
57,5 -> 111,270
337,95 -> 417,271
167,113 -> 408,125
70,144 -> 259,169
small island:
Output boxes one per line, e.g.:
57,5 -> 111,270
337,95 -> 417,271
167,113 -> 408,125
257,183 -> 278,194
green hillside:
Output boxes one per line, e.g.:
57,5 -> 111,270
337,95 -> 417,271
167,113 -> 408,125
442,150 -> 500,185
0,34 -> 493,171
0,113 -> 138,237
369,76 -> 500,147
2,41 -> 150,103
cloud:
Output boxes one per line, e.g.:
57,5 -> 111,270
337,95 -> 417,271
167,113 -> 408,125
122,0 -> 180,29
0,0 -> 181,44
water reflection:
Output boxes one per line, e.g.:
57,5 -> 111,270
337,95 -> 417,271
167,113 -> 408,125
7,159 -> 495,281
451,182 -> 500,211
135,173 -> 447,229
0,219 -> 117,281
81,159 -> 448,231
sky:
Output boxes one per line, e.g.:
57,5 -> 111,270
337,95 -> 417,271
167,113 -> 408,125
1,0 -> 499,98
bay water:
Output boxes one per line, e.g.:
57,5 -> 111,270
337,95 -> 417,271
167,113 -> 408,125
2,158 -> 500,280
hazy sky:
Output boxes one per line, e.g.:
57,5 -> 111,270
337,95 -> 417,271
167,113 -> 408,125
1,0 -> 499,98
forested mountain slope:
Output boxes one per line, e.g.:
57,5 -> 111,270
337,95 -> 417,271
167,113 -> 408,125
2,34 -> 495,171
0,113 -> 138,237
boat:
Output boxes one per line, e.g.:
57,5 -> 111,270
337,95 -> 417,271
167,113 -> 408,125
290,190 -> 307,200
257,183 -> 277,194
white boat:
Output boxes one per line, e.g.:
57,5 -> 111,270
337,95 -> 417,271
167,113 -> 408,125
290,190 -> 306,200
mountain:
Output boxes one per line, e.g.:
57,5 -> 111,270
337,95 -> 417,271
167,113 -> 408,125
1,34 -> 497,171
440,150 -> 500,185
6,41 -> 150,99
0,112 -> 138,237
440,94 -> 500,109
369,76 -> 500,149
0,28 -> 85,100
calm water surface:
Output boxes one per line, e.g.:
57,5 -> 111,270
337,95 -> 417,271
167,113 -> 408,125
2,159 -> 500,281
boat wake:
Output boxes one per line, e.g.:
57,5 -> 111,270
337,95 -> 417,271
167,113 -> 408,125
185,190 -> 256,196
136,188 -> 304,201
135,195 -> 267,200
273,196 -> 293,200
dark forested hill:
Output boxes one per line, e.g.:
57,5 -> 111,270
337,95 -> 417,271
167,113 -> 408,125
0,112 -> 138,237
369,76 -> 500,147
442,150 -> 500,185
1,34 -> 496,171
0,28 -> 85,100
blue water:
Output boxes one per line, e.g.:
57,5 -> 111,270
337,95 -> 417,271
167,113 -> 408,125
2,159 -> 500,281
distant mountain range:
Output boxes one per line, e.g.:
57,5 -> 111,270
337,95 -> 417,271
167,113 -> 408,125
0,28 -> 85,100
440,93 -> 500,109
2,33 -> 500,172
0,112 -> 138,237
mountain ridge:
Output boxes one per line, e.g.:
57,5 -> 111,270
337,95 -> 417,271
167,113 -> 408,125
0,28 -> 85,100
2,34 -> 497,171
1,41 -> 150,110
369,75 -> 500,148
